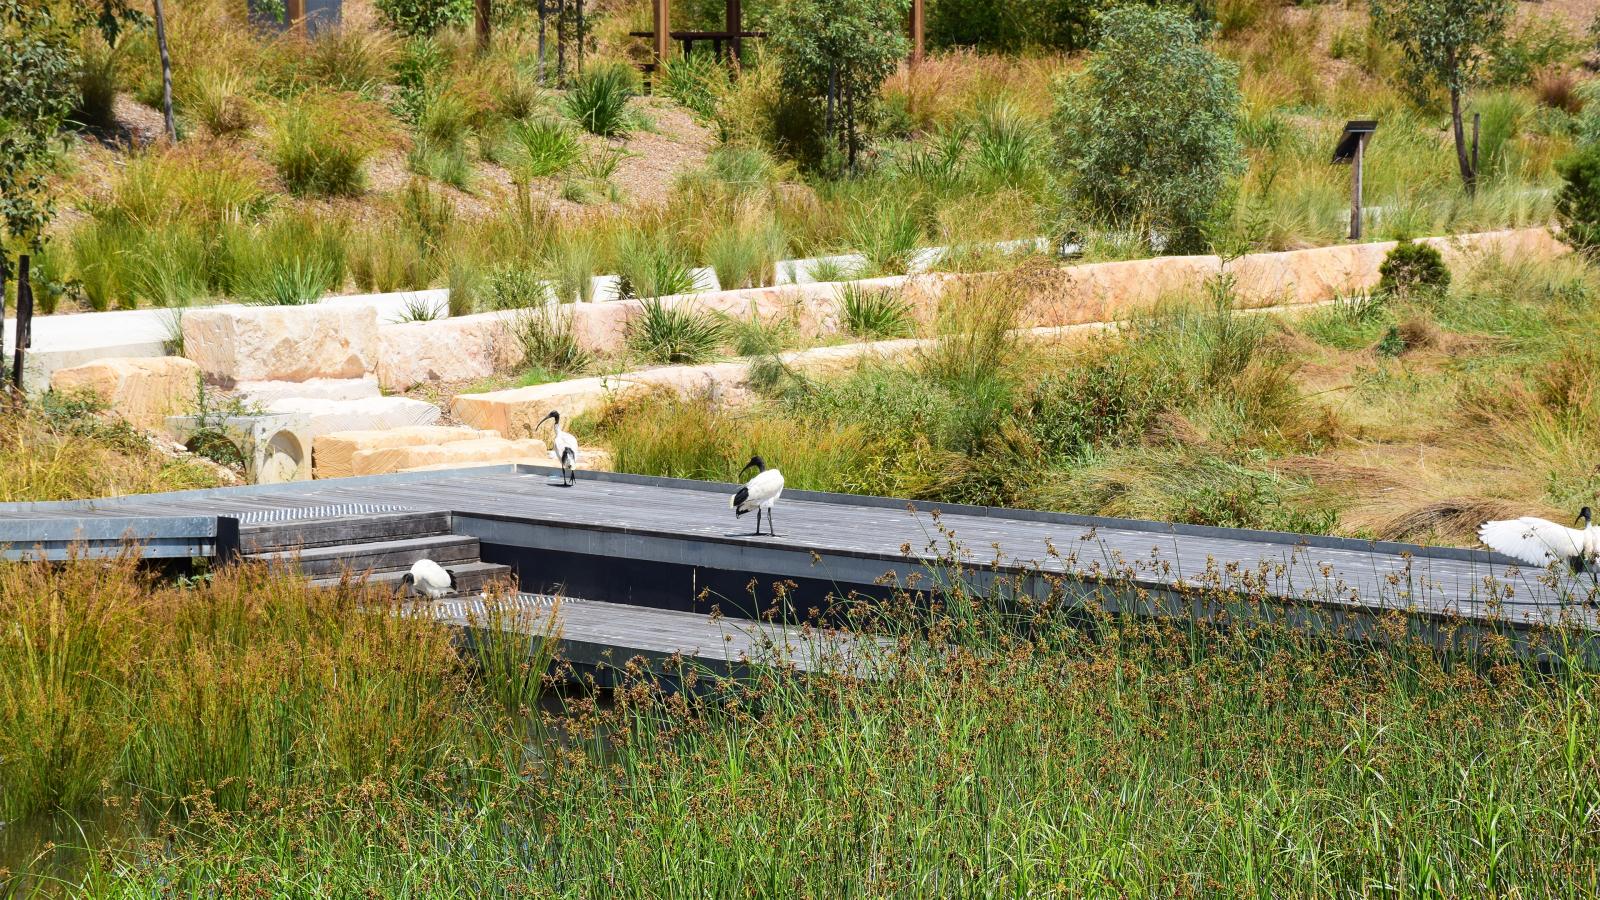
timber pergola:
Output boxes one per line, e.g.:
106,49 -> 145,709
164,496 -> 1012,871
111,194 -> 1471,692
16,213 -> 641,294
639,0 -> 926,68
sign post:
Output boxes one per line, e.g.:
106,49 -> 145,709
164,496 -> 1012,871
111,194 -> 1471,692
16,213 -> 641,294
1332,120 -> 1378,241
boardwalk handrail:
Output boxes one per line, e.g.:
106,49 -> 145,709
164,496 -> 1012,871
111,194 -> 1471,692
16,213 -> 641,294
0,515 -> 237,561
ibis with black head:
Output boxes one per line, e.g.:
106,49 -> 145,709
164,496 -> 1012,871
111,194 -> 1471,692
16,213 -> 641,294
1479,505 -> 1600,585
536,410 -> 579,487
730,455 -> 784,536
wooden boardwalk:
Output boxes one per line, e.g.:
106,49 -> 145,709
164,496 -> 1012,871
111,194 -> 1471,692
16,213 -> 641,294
414,593 -> 883,679
3,465 -> 1597,637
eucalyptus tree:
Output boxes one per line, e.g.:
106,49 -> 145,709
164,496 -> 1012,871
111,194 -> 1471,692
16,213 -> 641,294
1052,4 -> 1242,254
1370,0 -> 1512,194
768,0 -> 909,173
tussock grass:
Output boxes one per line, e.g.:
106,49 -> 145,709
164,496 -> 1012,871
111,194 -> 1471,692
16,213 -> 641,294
268,90 -> 386,197
0,400 -> 222,505
564,61 -> 638,138
626,299 -> 728,365
839,283 -> 913,339
507,116 -> 581,180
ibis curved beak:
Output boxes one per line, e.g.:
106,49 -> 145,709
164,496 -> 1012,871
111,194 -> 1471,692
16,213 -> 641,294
536,412 -> 557,429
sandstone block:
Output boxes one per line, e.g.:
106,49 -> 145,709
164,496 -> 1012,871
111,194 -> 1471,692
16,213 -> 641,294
50,356 -> 202,429
235,376 -> 382,406
353,438 -> 549,476
182,304 -> 379,385
452,376 -> 643,438
313,425 -> 499,479
264,397 -> 441,447
375,312 -> 523,392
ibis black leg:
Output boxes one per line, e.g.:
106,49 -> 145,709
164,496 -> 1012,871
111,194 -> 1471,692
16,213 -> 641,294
753,508 -> 763,536
767,508 -> 776,536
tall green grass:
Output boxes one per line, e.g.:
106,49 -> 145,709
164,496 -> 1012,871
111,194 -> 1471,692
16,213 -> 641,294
626,299 -> 728,365
93,568 -> 1600,896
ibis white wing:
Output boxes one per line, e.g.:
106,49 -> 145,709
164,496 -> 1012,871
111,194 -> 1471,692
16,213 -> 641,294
1479,517 -> 1586,567
747,468 -> 784,507
410,559 -> 452,592
555,431 -> 579,460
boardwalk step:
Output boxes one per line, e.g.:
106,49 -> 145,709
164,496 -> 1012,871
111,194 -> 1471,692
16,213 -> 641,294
240,511 -> 451,554
247,534 -> 480,577
310,560 -> 514,597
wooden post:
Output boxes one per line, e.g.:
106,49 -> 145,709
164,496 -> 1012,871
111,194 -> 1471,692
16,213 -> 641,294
12,256 -> 31,395
476,0 -> 492,52
909,0 -> 925,65
652,0 -> 671,67
726,0 -> 742,67
1350,134 -> 1365,241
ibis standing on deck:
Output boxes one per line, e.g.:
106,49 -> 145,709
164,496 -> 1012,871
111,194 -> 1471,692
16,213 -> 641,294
731,455 -> 784,537
1479,506 -> 1600,585
537,410 -> 579,487
402,558 -> 457,599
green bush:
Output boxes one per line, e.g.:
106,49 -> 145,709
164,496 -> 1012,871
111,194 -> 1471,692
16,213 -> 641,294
269,94 -> 377,197
840,284 -> 913,339
374,0 -> 471,36
508,117 -> 581,179
565,63 -> 638,138
659,51 -> 731,120
1555,142 -> 1600,255
71,38 -> 119,131
1378,240 -> 1451,295
1053,5 -> 1243,253
1025,352 -> 1182,461
627,299 -> 728,364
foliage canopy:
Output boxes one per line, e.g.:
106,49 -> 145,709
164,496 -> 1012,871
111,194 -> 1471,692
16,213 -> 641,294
1052,5 -> 1242,253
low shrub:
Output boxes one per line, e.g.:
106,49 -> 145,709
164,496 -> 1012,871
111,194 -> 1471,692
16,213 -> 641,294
268,91 -> 383,197
374,0 -> 471,36
1377,240 -> 1451,295
1555,143 -> 1600,255
627,299 -> 728,364
507,117 -> 581,180
482,266 -> 550,310
565,62 -> 638,138
513,305 -> 592,376
840,284 -> 913,339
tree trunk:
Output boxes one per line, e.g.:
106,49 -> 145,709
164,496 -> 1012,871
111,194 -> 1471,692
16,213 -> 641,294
537,0 -> 547,84
1450,83 -> 1475,195
846,79 -> 857,173
152,0 -> 177,142
475,0 -> 492,53
556,0 -> 567,85
826,63 -> 837,145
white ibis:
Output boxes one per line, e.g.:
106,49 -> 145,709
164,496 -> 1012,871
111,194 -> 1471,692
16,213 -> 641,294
537,410 -> 579,487
1479,506 -> 1600,583
730,455 -> 784,536
401,559 -> 457,599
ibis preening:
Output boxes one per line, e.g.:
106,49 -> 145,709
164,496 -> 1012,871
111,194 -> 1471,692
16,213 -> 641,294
730,455 -> 784,536
402,558 -> 457,599
1479,506 -> 1600,583
537,410 -> 579,487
